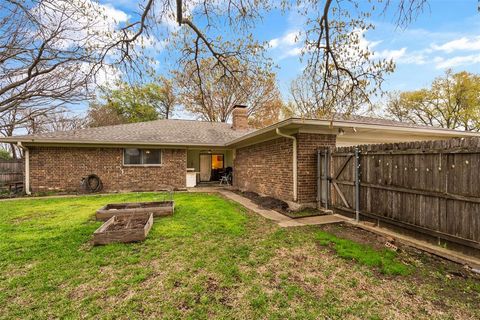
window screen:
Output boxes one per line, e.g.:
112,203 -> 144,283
124,149 -> 162,165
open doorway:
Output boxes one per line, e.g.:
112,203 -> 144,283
199,154 -> 224,182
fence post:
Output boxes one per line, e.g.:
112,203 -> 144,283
354,147 -> 361,222
316,149 -> 321,209
325,149 -> 330,210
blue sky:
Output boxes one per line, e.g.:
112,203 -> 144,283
98,0 -> 480,109
259,0 -> 480,94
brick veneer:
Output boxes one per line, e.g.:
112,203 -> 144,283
234,137 -> 294,201
28,146 -> 186,192
296,133 -> 336,203
234,133 -> 336,205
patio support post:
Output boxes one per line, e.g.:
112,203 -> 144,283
17,142 -> 31,195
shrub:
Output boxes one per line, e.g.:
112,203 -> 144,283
0,148 -> 12,160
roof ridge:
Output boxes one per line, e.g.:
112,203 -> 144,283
30,118 -> 234,136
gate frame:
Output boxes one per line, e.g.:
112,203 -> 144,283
317,147 -> 361,221
316,149 -> 331,210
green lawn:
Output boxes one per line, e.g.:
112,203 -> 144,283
0,192 -> 479,319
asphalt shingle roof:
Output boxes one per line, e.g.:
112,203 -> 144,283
326,114 -> 439,130
4,115 -> 472,147
10,119 -> 253,146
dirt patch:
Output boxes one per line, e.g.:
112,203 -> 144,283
233,190 -> 326,218
106,216 -> 149,231
233,190 -> 288,212
320,223 -> 393,251
317,224 -> 480,301
237,190 -> 289,212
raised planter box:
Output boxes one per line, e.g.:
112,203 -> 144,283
96,201 -> 174,221
93,213 -> 153,245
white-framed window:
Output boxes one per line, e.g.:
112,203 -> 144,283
123,148 -> 162,166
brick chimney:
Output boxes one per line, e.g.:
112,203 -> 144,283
231,105 -> 249,130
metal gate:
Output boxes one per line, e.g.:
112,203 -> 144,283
317,147 -> 361,221
316,149 -> 330,209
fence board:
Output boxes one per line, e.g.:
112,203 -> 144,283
329,137 -> 480,249
0,160 -> 23,187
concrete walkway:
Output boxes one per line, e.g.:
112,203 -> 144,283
217,189 -> 293,222
215,189 -> 348,227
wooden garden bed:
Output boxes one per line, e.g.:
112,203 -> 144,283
93,213 -> 153,245
96,201 -> 174,221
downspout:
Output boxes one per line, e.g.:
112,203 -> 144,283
17,142 -> 31,195
276,128 -> 297,202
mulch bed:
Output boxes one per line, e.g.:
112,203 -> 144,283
237,191 -> 290,212
234,190 -> 325,218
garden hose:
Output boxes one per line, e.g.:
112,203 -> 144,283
81,174 -> 103,193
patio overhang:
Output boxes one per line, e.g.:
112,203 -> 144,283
226,118 -> 480,148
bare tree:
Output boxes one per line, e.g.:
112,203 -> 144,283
86,101 -> 126,128
0,0 -> 429,129
175,57 -> 282,127
154,1 -> 428,115
27,111 -> 86,134
0,105 -> 84,158
0,0 -> 126,114
0,103 -> 59,158
145,77 -> 177,119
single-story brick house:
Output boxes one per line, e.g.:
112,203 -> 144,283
2,106 -> 479,207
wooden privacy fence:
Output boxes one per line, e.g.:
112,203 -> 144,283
318,138 -> 480,250
0,159 -> 23,188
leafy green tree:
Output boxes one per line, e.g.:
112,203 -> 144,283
386,70 -> 480,131
0,148 -> 12,160
87,80 -> 176,127
104,83 -> 159,123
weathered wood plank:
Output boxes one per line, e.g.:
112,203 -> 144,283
330,137 -> 480,249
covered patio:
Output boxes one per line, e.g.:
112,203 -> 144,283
186,149 -> 234,185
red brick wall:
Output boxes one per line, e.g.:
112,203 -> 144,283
296,133 -> 336,203
233,133 -> 336,204
234,137 -> 294,201
28,147 -> 186,192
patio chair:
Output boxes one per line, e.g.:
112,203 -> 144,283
219,172 -> 232,185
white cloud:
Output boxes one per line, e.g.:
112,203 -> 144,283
91,64 -> 123,88
434,54 -> 480,69
269,30 -> 303,60
268,30 -> 301,49
137,36 -> 167,51
284,47 -> 302,57
102,3 -> 129,23
431,36 -> 480,53
398,53 -> 428,65
283,31 -> 300,45
33,0 -> 130,50
269,38 -> 279,49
